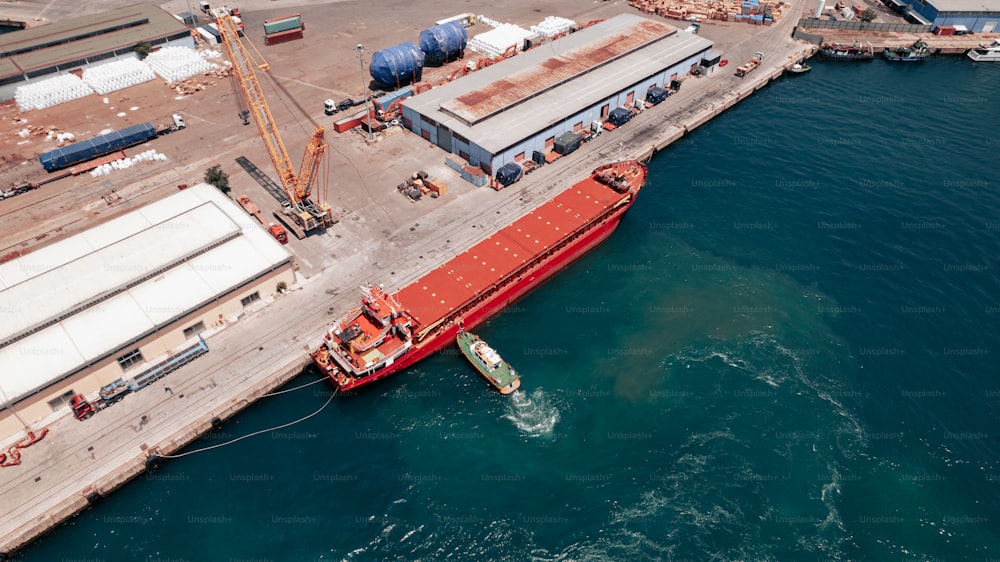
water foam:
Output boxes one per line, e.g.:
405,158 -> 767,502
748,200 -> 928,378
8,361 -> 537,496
502,388 -> 560,438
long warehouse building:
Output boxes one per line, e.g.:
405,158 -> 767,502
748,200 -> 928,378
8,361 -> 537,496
0,184 -> 295,439
903,0 -> 1000,30
401,13 -> 714,175
0,3 -> 193,101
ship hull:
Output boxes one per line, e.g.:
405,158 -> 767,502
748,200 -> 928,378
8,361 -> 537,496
313,161 -> 646,393
817,46 -> 875,61
336,200 -> 631,392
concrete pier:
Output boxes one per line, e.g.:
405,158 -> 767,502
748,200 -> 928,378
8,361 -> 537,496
796,25 -> 1000,54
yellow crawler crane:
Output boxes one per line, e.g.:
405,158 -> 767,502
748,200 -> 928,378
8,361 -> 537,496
212,8 -> 334,232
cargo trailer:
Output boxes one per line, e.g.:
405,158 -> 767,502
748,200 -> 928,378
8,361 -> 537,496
607,107 -> 633,127
39,123 -> 157,172
553,131 -> 582,155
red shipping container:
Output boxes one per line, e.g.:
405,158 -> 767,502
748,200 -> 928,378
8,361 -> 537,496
333,110 -> 366,133
264,27 -> 304,46
934,25 -> 955,35
264,13 -> 300,23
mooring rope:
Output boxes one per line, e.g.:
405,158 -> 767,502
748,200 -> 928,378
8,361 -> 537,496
259,376 -> 327,397
157,388 -> 337,459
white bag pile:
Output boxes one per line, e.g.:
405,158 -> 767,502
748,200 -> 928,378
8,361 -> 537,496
14,74 -> 94,112
468,17 -> 532,57
89,149 -> 168,177
82,57 -> 156,94
531,16 -> 576,37
45,131 -> 76,143
145,46 -> 216,82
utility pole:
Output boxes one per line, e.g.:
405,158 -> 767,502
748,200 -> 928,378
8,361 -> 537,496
356,44 -> 374,141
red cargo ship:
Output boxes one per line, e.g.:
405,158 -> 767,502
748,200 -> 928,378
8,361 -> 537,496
311,160 -> 647,392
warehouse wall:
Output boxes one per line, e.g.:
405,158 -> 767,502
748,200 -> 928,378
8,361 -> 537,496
487,47 -> 711,170
932,13 -> 1000,32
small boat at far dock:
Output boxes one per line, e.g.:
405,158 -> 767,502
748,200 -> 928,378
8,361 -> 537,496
786,62 -> 811,74
967,40 -> 1000,62
457,330 -> 520,394
883,41 -> 931,62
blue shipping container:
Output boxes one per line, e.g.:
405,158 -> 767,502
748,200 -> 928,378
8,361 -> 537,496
419,21 -> 468,66
376,87 -> 415,110
370,42 -> 424,88
40,122 -> 157,172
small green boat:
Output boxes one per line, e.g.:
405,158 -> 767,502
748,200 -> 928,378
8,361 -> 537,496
787,62 -> 811,74
456,330 -> 520,394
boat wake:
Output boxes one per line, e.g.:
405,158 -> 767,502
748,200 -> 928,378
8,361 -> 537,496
502,388 -> 560,438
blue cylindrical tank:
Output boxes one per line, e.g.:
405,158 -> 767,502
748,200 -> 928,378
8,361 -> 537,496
370,42 -> 424,87
419,21 -> 468,66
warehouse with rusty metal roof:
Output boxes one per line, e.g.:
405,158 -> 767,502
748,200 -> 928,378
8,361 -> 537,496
401,13 -> 714,176
0,3 -> 192,100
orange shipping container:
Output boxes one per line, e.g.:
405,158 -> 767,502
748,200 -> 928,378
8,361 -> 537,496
429,179 -> 448,196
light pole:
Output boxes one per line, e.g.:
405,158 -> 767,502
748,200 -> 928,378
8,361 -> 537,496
356,44 -> 374,140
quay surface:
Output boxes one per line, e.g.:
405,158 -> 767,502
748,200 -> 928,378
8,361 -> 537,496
0,0 -> 814,555
797,26 -> 1000,54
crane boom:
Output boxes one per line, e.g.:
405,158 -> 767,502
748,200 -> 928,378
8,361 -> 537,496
212,9 -> 333,231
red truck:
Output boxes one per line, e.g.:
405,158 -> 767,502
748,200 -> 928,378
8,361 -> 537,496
69,378 -> 132,420
736,51 -> 764,78
236,194 -> 289,244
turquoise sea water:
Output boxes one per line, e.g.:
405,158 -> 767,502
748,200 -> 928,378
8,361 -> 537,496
15,59 -> 1000,561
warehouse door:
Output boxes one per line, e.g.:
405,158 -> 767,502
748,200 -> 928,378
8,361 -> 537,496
983,22 -> 996,32
437,125 -> 453,152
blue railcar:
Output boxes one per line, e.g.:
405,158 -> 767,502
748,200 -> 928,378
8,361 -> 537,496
40,122 -> 157,172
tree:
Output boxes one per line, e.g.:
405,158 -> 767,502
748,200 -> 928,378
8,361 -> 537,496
204,165 -> 231,196
276,281 -> 288,293
134,41 -> 152,60
860,8 -> 877,22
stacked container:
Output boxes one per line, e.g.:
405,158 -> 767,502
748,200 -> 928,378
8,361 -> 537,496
264,13 -> 304,46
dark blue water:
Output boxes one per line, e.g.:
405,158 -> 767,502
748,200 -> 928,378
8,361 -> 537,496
16,59 -> 1000,561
